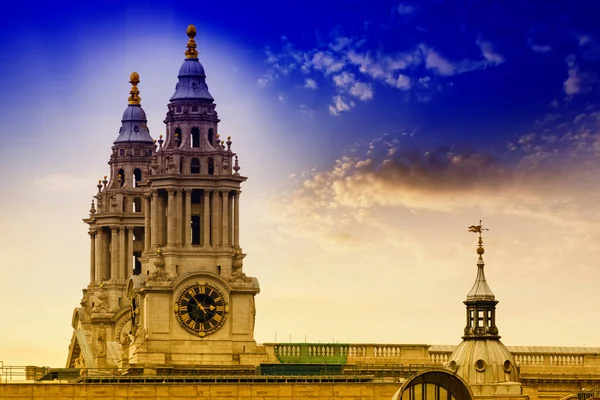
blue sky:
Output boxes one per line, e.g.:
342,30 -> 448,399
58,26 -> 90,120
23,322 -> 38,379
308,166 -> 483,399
2,0 -> 600,367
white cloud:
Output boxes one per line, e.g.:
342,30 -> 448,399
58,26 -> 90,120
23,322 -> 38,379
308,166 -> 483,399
329,95 -> 355,116
477,38 -> 505,65
563,54 -> 593,96
350,82 -> 374,100
333,71 -> 356,88
329,36 -> 353,52
304,78 -> 318,89
397,3 -> 415,15
312,51 -> 345,74
393,74 -> 411,90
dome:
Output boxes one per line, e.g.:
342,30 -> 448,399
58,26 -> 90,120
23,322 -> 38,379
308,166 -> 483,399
121,104 -> 147,121
446,339 -> 519,384
170,59 -> 214,102
178,58 -> 206,77
113,104 -> 154,144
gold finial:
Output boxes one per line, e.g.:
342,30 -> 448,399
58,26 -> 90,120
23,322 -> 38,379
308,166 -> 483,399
185,24 -> 198,59
128,72 -> 141,105
468,220 -> 489,259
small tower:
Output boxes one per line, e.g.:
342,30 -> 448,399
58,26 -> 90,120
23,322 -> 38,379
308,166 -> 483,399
446,222 -> 523,393
126,24 -> 261,370
66,73 -> 155,369
463,223 -> 499,339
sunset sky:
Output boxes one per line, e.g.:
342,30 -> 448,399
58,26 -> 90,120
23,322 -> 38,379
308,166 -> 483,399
1,0 -> 600,367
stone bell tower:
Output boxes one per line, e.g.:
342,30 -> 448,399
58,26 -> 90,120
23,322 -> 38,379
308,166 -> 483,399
66,72 -> 156,369
126,24 -> 261,369
67,25 -> 263,371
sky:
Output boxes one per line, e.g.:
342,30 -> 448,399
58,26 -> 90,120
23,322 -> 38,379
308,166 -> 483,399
1,0 -> 600,367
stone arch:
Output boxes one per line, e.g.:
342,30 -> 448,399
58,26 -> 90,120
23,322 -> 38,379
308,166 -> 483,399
133,168 -> 142,188
175,127 -> 182,147
191,127 -> 200,148
118,168 -> 125,187
208,127 -> 214,146
392,369 -> 474,400
191,157 -> 200,174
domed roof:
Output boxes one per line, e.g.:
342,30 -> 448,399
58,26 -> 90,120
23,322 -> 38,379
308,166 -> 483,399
121,104 -> 147,121
114,104 -> 154,144
446,339 -> 519,384
178,58 -> 206,77
170,59 -> 214,102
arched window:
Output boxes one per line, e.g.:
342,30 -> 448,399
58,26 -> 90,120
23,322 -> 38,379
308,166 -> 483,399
133,197 -> 142,213
191,158 -> 200,174
392,370 -> 474,400
118,169 -> 125,187
175,127 -> 182,147
122,196 -> 128,212
208,157 -> 214,175
191,127 -> 200,148
133,168 -> 142,188
208,128 -> 214,146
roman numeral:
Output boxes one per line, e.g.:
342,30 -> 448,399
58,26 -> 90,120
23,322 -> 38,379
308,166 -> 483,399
216,305 -> 224,312
181,313 -> 191,323
213,313 -> 223,323
188,288 -> 196,296
199,285 -> 206,294
178,305 -> 187,312
213,296 -> 222,303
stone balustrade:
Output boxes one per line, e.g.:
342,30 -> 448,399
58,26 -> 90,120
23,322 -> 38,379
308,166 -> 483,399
268,343 -> 600,368
428,345 -> 600,367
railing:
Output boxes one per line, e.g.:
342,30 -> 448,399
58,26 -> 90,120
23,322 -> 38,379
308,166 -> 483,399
0,366 -> 51,383
0,366 -> 121,383
428,349 -> 597,366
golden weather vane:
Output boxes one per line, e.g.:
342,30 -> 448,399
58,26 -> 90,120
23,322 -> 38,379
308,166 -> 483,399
468,220 -> 489,258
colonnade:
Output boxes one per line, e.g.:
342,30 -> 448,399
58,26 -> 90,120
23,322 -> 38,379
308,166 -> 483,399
146,188 -> 240,249
88,188 -> 240,284
89,226 -> 136,283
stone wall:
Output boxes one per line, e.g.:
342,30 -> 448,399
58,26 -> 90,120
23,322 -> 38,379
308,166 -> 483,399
0,382 -> 400,400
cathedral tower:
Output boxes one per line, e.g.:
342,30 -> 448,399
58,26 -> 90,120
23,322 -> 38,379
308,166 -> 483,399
67,25 -> 262,371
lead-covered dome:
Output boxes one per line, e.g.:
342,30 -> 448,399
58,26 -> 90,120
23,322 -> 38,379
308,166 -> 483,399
169,58 -> 214,102
169,24 -> 214,102
446,339 -> 519,384
113,72 -> 154,144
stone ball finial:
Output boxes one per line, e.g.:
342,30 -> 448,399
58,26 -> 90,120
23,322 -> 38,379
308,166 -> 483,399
477,246 -> 484,255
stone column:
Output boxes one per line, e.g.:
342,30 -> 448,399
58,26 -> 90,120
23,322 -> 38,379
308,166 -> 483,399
211,189 -> 220,246
228,191 -> 233,246
110,226 -> 119,280
89,230 -> 96,284
176,189 -> 183,246
184,189 -> 192,246
203,189 -> 210,247
234,191 -> 240,247
144,194 -> 151,253
119,227 -> 126,280
150,190 -> 159,247
96,229 -> 104,282
222,189 -> 229,246
167,189 -> 175,246
127,226 -> 134,279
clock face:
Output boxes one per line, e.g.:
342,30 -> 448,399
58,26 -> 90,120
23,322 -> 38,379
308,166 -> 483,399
175,283 -> 228,337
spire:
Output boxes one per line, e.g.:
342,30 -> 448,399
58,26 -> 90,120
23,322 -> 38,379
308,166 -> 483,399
462,220 -> 499,339
466,221 -> 495,301
128,72 -> 141,105
185,24 -> 198,59
114,72 -> 154,144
